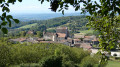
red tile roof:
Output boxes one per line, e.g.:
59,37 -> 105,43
80,43 -> 92,49
57,33 -> 66,38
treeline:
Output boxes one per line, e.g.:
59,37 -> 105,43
0,15 -> 89,37
0,38 -> 101,67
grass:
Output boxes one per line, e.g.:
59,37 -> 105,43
79,30 -> 94,34
106,60 -> 120,67
74,30 -> 94,35
17,23 -> 37,29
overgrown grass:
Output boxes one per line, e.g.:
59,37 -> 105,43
106,60 -> 120,67
17,23 -> 37,29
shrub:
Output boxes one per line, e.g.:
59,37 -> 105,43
39,56 -> 62,67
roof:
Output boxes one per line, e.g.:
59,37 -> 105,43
80,43 -> 92,49
83,38 -> 92,40
56,27 -> 68,33
57,33 -> 66,38
40,41 -> 55,43
74,44 -> 80,47
57,27 -> 67,29
84,35 -> 96,39
74,35 -> 84,38
10,38 -> 27,42
92,38 -> 99,41
27,30 -> 35,34
19,38 -> 27,42
73,39 -> 81,41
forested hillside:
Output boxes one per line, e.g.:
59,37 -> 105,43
0,15 -> 90,37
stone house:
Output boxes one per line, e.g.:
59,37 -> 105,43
56,27 -> 69,37
80,43 -> 92,50
43,32 -> 55,41
73,39 -> 83,44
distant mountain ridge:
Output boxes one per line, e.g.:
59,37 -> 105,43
12,13 -> 88,21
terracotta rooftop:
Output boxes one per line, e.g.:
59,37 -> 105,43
27,31 -> 34,34
19,38 -> 26,42
57,33 -> 66,38
80,43 -> 92,49
74,35 -> 84,38
73,39 -> 81,41
92,38 -> 99,41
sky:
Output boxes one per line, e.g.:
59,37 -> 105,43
0,0 -> 82,14
0,0 -> 100,14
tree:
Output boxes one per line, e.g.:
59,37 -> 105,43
36,31 -> 43,38
0,0 -> 120,66
20,31 -> 26,37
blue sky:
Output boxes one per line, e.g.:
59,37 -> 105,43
0,0 -> 100,14
0,0 -> 82,14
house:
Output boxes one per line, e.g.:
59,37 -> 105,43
90,48 -> 99,54
57,33 -> 67,42
73,39 -> 83,44
27,37 -> 39,43
74,34 -> 84,39
83,38 -> 92,43
56,27 -> 69,37
92,38 -> 99,45
80,43 -> 92,50
10,38 -> 27,44
60,38 -> 73,46
74,44 -> 81,47
43,32 -> 55,41
111,50 -> 120,57
27,30 -> 36,35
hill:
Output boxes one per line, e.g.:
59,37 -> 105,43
0,15 -> 97,37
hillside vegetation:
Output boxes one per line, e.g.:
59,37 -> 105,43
0,38 -> 100,67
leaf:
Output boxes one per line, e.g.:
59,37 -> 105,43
41,0 -> 44,4
7,15 -> 13,19
5,3 -> 9,7
1,21 -> 7,26
88,0 -> 91,2
2,6 -> 10,12
1,4 -> 4,7
18,0 -> 22,2
2,27 -> 8,34
13,19 -> 19,24
75,6 -> 80,11
62,10 -> 64,15
2,12 -> 6,17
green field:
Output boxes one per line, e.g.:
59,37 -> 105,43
17,23 -> 37,29
79,30 -> 94,34
106,60 -> 120,67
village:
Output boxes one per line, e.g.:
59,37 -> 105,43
10,27 -> 120,58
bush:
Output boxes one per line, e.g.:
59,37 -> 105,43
39,56 -> 62,67
0,45 -> 11,67
80,56 -> 100,67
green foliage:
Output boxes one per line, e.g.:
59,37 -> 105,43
36,31 -> 43,38
0,38 -> 99,67
39,56 -> 62,67
80,54 -> 101,67
0,44 -> 11,67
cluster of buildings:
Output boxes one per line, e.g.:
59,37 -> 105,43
10,27 -> 120,57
